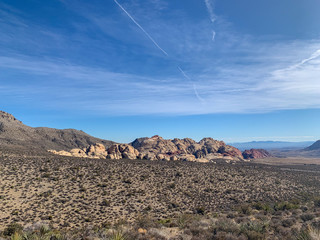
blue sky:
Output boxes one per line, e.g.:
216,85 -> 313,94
1,0 -> 320,143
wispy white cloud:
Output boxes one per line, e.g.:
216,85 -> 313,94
212,31 -> 216,41
204,0 -> 216,23
1,41 -> 320,116
203,0 -> 216,42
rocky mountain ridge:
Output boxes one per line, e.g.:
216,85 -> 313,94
0,111 -> 114,152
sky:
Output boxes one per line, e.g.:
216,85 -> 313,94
1,0 -> 320,143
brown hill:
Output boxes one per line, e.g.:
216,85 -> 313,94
0,111 -> 114,153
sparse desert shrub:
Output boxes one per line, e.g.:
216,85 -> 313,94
176,214 -> 193,229
101,199 -> 111,207
282,218 -> 297,227
195,206 -> 205,215
252,202 -> 273,213
143,205 -> 152,213
168,201 -> 179,209
240,221 -> 267,240
275,201 -> 299,211
123,179 -> 132,184
238,204 -> 252,215
301,214 -> 315,222
3,223 -> 23,236
243,230 -> 264,240
158,218 -> 172,227
213,218 -> 240,235
314,197 -> 320,208
134,215 -> 157,229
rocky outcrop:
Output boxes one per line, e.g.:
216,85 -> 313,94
86,143 -> 108,158
49,135 -> 244,162
48,150 -> 72,157
107,144 -> 139,160
0,111 -> 22,124
132,135 -> 243,162
49,143 -> 139,160
242,149 -> 271,159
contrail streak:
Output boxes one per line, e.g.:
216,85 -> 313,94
178,67 -> 206,103
279,49 -> 320,73
204,0 -> 215,23
114,0 -> 168,56
296,49 -> 320,68
177,66 -> 191,80
114,0 -> 204,103
192,84 -> 206,103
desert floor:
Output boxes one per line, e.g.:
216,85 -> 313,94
1,152 -> 320,232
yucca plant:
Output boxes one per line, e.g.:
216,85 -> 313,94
295,225 -> 320,240
109,230 -> 126,240
308,226 -> 320,240
10,232 -> 23,240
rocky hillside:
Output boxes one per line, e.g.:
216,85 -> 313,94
51,135 -> 244,162
242,149 -> 272,159
0,111 -> 114,152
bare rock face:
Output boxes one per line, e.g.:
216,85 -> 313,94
49,143 -> 139,160
70,148 -> 87,158
242,149 -> 271,159
86,143 -> 108,158
107,144 -> 139,160
48,150 -> 72,157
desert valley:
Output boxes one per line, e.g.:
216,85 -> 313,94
1,111 -> 320,240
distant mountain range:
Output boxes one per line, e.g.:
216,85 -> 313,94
304,140 -> 320,151
230,141 -> 315,151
